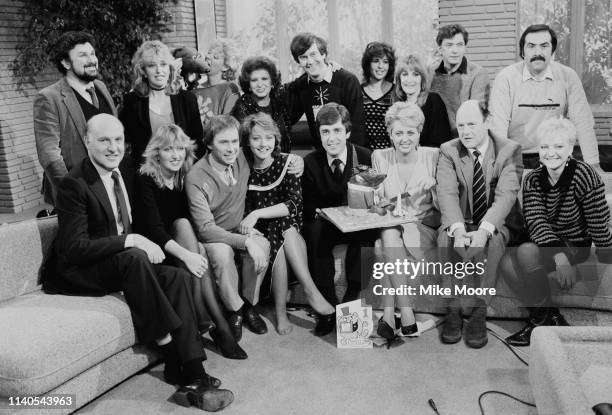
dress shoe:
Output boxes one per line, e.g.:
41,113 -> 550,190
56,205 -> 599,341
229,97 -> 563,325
172,378 -> 233,411
209,329 -> 248,360
165,370 -> 221,388
506,307 -> 555,347
550,308 -> 570,326
465,307 -> 488,349
227,312 -> 243,342
377,317 -> 396,340
242,307 -> 268,334
440,309 -> 462,344
400,323 -> 418,336
314,312 -> 335,336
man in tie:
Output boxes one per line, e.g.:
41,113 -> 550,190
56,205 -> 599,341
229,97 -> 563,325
34,31 -> 118,207
301,103 -> 376,335
43,114 -> 233,411
436,100 -> 524,348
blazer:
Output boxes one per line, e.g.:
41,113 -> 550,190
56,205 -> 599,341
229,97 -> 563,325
34,78 -> 117,204
119,89 -> 204,164
436,134 -> 524,242
302,142 -> 372,221
43,157 -> 135,296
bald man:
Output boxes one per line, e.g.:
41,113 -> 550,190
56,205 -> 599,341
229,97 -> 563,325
43,114 -> 233,412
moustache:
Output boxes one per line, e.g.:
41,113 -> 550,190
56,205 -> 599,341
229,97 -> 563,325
530,55 -> 545,62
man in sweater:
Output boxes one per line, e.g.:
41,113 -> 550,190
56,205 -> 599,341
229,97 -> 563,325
287,32 -> 366,150
489,24 -> 601,171
430,24 -> 489,138
302,103 -> 376,336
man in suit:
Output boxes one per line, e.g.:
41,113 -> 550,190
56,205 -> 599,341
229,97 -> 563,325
44,114 -> 233,412
436,99 -> 524,348
34,31 -> 117,206
302,103 -> 376,336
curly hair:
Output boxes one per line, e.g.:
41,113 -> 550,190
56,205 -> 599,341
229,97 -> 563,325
384,101 -> 425,134
394,54 -> 430,106
207,38 -> 240,81
240,113 -> 282,164
361,41 -> 396,84
53,31 -> 96,74
139,123 -> 196,190
131,40 -> 181,97
536,117 -> 577,147
238,56 -> 281,96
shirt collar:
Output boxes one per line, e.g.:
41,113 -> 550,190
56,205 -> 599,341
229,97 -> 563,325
91,160 -> 119,180
468,137 -> 490,161
436,56 -> 468,75
66,76 -> 94,97
327,146 -> 348,169
522,63 -> 554,81
307,63 -> 333,84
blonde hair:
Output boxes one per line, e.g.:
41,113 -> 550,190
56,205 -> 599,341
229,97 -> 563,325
131,40 -> 182,96
139,124 -> 196,190
385,101 -> 425,134
394,54 -> 430,106
535,117 -> 577,147
208,38 -> 240,81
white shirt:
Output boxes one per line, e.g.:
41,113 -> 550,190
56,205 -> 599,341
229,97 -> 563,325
522,64 -> 554,82
66,76 -> 96,105
326,147 -> 348,172
92,162 -> 132,235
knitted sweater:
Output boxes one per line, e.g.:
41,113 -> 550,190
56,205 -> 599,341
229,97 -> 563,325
430,57 -> 489,137
523,158 -> 612,258
489,61 -> 599,164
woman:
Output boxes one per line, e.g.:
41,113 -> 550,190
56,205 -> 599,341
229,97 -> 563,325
360,42 -> 396,150
135,124 -> 247,360
372,102 -> 440,343
232,56 -> 292,152
119,40 -> 204,164
501,117 -> 612,347
393,54 -> 451,148
239,113 -> 335,335
193,38 -> 241,129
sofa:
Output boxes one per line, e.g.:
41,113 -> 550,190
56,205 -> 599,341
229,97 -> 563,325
0,217 -> 159,414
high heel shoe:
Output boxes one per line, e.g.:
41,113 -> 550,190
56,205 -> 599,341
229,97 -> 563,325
377,317 -> 398,349
209,328 -> 248,360
401,323 -> 418,336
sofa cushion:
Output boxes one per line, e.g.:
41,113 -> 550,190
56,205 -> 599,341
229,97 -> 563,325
0,217 -> 57,303
0,291 -> 142,396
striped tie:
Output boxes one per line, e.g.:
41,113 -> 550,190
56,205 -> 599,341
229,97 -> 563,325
472,150 -> 487,225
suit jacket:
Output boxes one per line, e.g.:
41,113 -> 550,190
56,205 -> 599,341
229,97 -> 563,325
34,78 -> 117,204
119,90 -> 204,164
436,134 -> 524,242
302,142 -> 372,221
43,157 -> 135,295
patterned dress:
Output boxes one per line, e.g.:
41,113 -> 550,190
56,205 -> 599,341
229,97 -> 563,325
245,154 -> 302,298
361,84 -> 394,149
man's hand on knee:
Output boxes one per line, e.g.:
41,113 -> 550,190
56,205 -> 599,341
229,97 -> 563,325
127,234 -> 166,264
245,235 -> 269,274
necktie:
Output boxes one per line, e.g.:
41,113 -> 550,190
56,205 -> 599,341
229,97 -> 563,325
111,171 -> 131,234
86,86 -> 99,109
225,165 -> 237,186
331,158 -> 344,182
471,150 -> 487,225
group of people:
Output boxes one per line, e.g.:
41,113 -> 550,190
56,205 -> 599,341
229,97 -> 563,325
32,20 -> 611,412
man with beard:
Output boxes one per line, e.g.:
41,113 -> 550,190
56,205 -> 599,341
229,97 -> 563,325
34,31 -> 117,206
489,24 -> 601,171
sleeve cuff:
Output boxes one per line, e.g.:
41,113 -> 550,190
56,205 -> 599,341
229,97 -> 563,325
124,234 -> 134,248
479,221 -> 496,236
448,222 -> 465,237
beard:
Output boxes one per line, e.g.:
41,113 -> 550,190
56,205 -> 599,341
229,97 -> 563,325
73,65 -> 99,82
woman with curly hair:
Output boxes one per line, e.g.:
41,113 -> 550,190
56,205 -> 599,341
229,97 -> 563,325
119,40 -> 204,164
360,41 -> 396,149
231,56 -> 292,152
393,54 -> 451,148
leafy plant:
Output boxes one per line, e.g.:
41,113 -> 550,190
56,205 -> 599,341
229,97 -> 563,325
12,0 -> 178,105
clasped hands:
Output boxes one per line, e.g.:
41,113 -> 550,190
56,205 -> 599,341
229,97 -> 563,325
452,228 -> 489,260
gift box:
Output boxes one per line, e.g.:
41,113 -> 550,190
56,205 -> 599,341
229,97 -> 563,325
347,166 -> 386,212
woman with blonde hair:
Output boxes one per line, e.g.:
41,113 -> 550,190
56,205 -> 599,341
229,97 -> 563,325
120,40 -> 204,164
135,123 -> 247,360
393,54 -> 451,148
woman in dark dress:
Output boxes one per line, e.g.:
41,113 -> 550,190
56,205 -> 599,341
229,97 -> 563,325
120,40 -> 204,164
231,56 -> 292,152
135,124 -> 247,360
393,54 -> 452,148
238,113 -> 334,335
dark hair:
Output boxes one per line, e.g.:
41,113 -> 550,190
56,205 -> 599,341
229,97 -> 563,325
518,24 -> 557,59
316,103 -> 351,133
238,56 -> 281,96
53,31 -> 96,74
436,24 -> 469,46
204,115 -> 240,149
290,32 -> 328,63
240,113 -> 282,163
361,41 -> 396,84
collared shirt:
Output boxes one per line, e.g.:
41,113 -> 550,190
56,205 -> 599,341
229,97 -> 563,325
326,147 -> 348,172
468,138 -> 490,166
521,64 -> 554,82
435,56 -> 468,75
208,153 -> 238,186
307,63 -> 333,84
66,76 -> 96,105
91,162 -> 132,235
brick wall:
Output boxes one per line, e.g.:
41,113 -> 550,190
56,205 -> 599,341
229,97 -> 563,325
0,0 -> 198,213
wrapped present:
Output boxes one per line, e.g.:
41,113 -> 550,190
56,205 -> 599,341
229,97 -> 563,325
347,165 -> 386,212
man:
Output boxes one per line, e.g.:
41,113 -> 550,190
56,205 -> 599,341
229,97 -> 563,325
287,32 -> 366,150
436,100 -> 524,348
430,24 -> 489,138
43,114 -> 233,412
489,24 -> 601,171
302,103 -> 376,336
34,31 -> 117,206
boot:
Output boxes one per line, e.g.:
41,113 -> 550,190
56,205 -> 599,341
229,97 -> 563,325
440,307 -> 462,344
506,307 -> 552,347
465,303 -> 488,349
